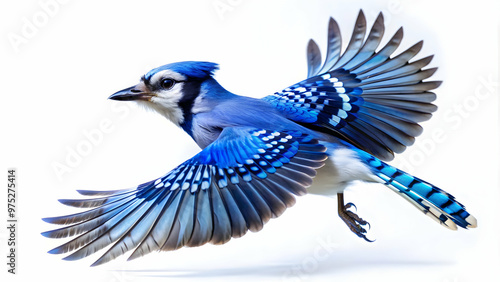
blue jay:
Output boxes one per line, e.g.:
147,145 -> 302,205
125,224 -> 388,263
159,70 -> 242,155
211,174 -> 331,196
43,10 -> 476,266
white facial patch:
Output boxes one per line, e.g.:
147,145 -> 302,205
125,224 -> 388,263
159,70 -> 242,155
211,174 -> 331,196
141,70 -> 188,126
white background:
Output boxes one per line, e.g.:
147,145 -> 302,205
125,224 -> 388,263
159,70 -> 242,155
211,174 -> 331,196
1,0 -> 499,281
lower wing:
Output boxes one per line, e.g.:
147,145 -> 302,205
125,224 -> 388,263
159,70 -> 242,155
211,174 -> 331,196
42,127 -> 327,266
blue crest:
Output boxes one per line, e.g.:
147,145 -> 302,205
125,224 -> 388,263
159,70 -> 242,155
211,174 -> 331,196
144,61 -> 219,80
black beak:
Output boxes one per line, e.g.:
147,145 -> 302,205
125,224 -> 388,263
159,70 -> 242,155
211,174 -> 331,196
108,85 -> 154,101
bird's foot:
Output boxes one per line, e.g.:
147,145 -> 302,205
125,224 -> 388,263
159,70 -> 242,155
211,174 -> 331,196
337,193 -> 374,242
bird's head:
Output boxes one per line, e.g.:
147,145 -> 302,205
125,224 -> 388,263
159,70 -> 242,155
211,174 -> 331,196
109,61 -> 222,127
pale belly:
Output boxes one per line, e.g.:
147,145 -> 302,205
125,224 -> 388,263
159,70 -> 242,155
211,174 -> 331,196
307,143 -> 379,196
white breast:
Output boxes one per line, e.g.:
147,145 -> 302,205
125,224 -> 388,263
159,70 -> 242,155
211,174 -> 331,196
307,143 -> 378,196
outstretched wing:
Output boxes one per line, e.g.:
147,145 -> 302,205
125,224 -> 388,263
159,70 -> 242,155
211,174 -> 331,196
42,127 -> 326,266
264,10 -> 440,161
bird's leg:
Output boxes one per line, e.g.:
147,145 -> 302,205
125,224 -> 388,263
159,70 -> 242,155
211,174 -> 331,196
337,193 -> 373,242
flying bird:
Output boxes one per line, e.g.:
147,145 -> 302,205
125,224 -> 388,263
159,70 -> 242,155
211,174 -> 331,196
43,10 -> 477,266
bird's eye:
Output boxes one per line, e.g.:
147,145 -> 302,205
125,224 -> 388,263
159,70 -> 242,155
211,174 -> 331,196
160,78 -> 176,89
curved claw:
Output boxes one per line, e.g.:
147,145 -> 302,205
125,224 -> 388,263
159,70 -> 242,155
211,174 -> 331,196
363,221 -> 371,230
360,234 -> 375,243
349,223 -> 374,242
344,202 -> 357,212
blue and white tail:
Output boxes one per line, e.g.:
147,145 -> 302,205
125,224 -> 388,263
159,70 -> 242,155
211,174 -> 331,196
356,149 -> 477,230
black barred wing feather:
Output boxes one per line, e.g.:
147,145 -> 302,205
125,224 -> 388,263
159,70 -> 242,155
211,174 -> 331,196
264,10 -> 440,161
42,127 -> 327,266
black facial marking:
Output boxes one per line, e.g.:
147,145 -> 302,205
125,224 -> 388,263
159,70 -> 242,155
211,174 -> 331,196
141,75 -> 152,88
178,79 -> 203,137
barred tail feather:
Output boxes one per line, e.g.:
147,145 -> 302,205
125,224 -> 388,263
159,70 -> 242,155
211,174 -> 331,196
357,150 -> 477,229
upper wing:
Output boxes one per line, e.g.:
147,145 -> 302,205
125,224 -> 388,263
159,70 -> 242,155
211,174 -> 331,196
264,10 -> 440,161
42,127 -> 326,266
